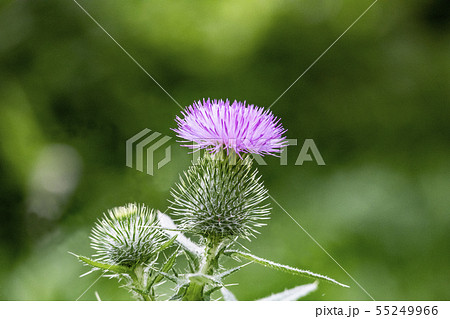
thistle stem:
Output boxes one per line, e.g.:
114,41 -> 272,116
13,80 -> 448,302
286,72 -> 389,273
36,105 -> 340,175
131,265 -> 153,301
182,282 -> 204,301
199,238 -> 220,275
182,238 -> 220,300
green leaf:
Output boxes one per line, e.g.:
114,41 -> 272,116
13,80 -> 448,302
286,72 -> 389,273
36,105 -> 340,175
150,248 -> 179,286
216,262 -> 252,280
73,253 -> 132,274
187,273 -> 221,286
169,287 -> 187,301
257,282 -> 318,301
157,235 -> 178,253
220,287 -> 238,301
183,250 -> 198,272
156,271 -> 178,284
204,286 -> 222,301
224,250 -> 349,288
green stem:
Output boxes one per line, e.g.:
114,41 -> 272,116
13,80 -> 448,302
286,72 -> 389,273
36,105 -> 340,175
182,238 -> 220,301
199,239 -> 220,275
182,282 -> 205,301
131,265 -> 154,301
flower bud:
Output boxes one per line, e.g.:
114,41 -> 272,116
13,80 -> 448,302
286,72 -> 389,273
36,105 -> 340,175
170,152 -> 270,242
90,203 -> 164,267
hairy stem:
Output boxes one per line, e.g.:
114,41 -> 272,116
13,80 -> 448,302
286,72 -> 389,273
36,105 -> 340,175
131,265 -> 154,301
182,238 -> 220,300
199,239 -> 220,275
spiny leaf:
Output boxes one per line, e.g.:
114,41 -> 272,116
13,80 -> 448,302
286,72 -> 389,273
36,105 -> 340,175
216,261 -> 252,280
151,248 -> 179,286
156,271 -> 178,284
157,235 -> 178,253
73,254 -> 132,274
224,250 -> 349,288
221,287 -> 238,301
258,281 -> 318,301
188,273 -> 221,286
170,283 -> 189,300
204,286 -> 223,301
183,250 -> 198,272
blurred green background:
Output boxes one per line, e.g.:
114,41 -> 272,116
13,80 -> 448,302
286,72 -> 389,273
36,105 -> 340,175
0,0 -> 449,300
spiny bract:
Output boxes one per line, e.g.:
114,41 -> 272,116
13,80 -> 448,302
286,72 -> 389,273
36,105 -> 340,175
170,152 -> 270,242
90,203 -> 165,267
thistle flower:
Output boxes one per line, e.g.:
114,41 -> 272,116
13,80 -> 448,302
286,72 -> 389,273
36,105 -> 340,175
170,152 -> 270,242
173,98 -> 287,157
90,203 -> 165,267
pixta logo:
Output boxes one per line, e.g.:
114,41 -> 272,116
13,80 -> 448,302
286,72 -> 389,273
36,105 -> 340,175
126,129 -> 172,176
235,138 -> 326,166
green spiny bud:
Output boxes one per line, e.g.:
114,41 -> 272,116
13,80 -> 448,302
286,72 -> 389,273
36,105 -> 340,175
90,203 -> 165,268
170,152 -> 270,242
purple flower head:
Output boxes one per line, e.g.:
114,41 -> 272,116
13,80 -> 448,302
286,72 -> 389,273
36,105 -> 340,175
173,98 -> 287,156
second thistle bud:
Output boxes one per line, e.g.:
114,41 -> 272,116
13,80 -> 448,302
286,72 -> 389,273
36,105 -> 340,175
90,203 -> 165,268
